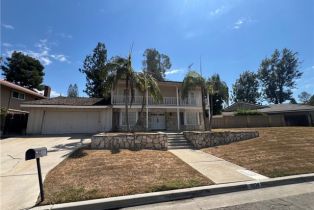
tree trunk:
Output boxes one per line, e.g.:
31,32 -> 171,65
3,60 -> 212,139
201,87 -> 210,131
125,78 -> 130,132
209,94 -> 213,131
136,92 -> 146,129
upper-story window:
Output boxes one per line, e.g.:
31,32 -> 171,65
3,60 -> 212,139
12,91 -> 25,100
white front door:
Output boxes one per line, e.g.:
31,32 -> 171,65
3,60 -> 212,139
151,113 -> 165,130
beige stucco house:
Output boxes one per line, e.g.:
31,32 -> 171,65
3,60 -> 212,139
22,80 -> 209,134
111,80 -> 208,131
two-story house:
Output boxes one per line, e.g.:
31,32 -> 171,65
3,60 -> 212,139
1,80 -> 49,136
0,80 -> 47,113
21,80 -> 209,134
111,80 -> 208,131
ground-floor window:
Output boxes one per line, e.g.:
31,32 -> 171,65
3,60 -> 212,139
120,111 -> 137,126
185,112 -> 199,125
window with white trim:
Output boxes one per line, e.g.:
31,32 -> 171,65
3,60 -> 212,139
120,111 -> 137,126
185,112 -> 199,125
12,91 -> 25,100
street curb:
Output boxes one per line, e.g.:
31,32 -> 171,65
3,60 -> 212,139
33,173 -> 314,210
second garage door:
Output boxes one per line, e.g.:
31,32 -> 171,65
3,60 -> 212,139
42,111 -> 102,134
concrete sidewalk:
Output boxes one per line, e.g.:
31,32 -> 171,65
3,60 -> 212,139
170,149 -> 268,184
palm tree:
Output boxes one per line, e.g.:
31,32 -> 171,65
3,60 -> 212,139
107,54 -> 136,131
207,74 -> 229,130
182,70 -> 210,130
134,72 -> 162,130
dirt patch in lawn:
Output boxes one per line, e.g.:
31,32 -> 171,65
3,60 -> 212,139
203,127 -> 314,178
42,148 -> 212,205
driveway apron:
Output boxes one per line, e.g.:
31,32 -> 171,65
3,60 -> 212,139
0,135 -> 91,210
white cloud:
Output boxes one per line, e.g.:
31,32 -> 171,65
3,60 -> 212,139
57,33 -> 73,39
2,24 -> 14,30
233,18 -> 245,29
165,69 -> 183,75
232,17 -> 255,30
50,90 -> 63,97
51,54 -> 68,62
5,39 -> 69,66
37,89 -> 63,97
2,43 -> 12,47
209,6 -> 225,16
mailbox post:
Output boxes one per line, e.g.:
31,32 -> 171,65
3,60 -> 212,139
25,147 -> 48,202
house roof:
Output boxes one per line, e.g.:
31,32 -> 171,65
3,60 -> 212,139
224,102 -> 267,112
23,97 -> 110,106
259,104 -> 314,113
160,80 -> 182,85
0,80 -> 46,99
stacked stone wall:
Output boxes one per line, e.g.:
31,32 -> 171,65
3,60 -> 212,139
183,131 -> 259,149
91,133 -> 168,150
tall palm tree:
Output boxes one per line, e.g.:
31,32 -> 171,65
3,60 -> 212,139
107,54 -> 136,131
207,74 -> 229,130
134,71 -> 162,130
182,70 -> 210,130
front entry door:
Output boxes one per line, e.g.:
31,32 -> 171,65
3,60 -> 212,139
151,113 -> 165,130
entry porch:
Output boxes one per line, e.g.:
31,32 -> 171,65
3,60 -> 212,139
112,108 -> 205,131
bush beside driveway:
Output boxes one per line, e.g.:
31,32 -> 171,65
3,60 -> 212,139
203,127 -> 314,177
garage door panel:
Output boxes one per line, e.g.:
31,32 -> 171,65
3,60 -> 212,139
42,111 -> 101,134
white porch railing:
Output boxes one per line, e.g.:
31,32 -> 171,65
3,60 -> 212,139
112,95 -> 144,105
179,98 -> 200,106
112,95 -> 201,106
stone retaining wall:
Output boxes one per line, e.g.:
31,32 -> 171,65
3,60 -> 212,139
183,131 -> 259,149
91,133 -> 168,150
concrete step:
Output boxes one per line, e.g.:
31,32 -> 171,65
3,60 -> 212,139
168,138 -> 187,142
168,145 -> 192,149
168,142 -> 190,146
168,136 -> 185,139
168,140 -> 189,143
167,134 -> 193,149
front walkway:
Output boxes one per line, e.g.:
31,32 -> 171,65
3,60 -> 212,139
170,149 -> 268,184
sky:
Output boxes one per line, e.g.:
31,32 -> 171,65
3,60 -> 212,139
1,0 -> 314,101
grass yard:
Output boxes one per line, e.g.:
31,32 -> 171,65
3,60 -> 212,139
42,148 -> 212,205
203,127 -> 314,178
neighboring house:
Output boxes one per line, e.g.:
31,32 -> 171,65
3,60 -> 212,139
223,102 -> 267,112
223,102 -> 314,126
22,80 -> 209,134
258,104 -> 314,126
0,80 -> 47,113
1,80 -> 50,136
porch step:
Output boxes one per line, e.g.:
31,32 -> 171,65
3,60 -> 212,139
167,133 -> 193,149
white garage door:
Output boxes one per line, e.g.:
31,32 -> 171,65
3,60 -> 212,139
42,111 -> 101,134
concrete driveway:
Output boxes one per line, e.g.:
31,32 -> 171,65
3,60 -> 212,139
0,135 -> 91,210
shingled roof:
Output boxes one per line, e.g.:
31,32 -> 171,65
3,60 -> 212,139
0,80 -> 46,99
23,97 -> 110,106
259,104 -> 314,113
224,102 -> 267,112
